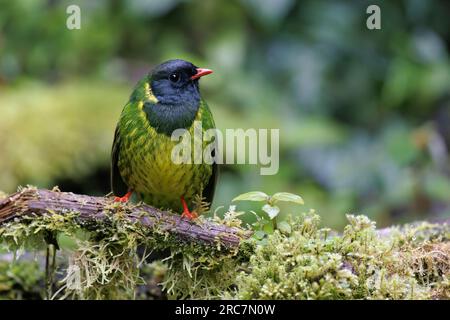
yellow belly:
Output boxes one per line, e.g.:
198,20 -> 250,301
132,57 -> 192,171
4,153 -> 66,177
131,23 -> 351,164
118,126 -> 212,211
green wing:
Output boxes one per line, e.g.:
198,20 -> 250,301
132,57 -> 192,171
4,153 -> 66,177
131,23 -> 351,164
200,99 -> 219,206
110,125 -> 129,197
202,153 -> 218,206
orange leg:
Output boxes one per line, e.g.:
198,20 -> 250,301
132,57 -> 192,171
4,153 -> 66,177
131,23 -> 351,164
114,191 -> 133,203
180,196 -> 198,220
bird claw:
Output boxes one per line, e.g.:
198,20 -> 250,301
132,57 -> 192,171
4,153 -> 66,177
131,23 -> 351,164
180,196 -> 198,220
114,196 -> 127,203
181,210 -> 198,220
114,191 -> 133,203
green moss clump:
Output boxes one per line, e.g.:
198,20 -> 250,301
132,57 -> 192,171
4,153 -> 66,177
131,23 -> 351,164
0,83 -> 129,193
160,209 -> 252,299
226,212 -> 449,300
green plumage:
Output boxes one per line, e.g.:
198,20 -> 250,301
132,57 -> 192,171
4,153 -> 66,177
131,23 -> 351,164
111,60 -> 217,213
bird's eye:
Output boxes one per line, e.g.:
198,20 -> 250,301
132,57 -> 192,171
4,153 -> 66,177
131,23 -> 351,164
169,73 -> 180,83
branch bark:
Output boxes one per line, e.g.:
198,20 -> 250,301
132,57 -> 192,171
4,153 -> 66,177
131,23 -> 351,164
0,188 -> 251,249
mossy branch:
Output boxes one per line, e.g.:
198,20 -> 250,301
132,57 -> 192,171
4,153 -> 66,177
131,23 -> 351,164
1,188 -> 448,300
0,188 -> 251,250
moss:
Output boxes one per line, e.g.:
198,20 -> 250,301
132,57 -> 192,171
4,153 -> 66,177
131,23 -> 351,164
226,212 -> 449,300
0,199 -> 246,299
0,82 -> 129,193
0,195 -> 448,300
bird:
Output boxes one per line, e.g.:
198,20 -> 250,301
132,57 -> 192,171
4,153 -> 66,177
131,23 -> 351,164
110,59 -> 217,219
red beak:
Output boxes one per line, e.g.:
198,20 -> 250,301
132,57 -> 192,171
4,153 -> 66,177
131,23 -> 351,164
190,68 -> 213,80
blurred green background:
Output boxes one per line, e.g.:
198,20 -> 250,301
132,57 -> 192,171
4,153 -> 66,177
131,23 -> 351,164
1,0 -> 449,229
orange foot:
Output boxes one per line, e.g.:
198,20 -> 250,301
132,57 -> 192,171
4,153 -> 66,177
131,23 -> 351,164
114,191 -> 133,203
180,196 -> 198,220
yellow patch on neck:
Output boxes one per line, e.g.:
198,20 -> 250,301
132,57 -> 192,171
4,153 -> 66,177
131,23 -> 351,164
144,82 -> 158,104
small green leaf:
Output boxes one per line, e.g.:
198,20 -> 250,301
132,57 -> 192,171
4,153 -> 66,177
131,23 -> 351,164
254,230 -> 266,240
256,238 -> 268,246
232,191 -> 269,202
262,204 -> 280,219
272,192 -> 304,205
252,219 -> 269,228
277,221 -> 291,235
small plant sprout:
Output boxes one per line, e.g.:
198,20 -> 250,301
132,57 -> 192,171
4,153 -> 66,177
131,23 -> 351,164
232,191 -> 304,232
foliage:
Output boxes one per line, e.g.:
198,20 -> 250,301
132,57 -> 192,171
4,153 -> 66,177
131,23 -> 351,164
1,0 -> 449,229
233,190 -> 304,236
0,258 -> 44,300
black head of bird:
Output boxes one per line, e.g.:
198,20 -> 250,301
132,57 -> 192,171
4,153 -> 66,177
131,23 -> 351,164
144,59 -> 213,135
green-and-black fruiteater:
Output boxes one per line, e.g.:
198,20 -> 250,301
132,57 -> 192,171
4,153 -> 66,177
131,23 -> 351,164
111,59 -> 217,219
